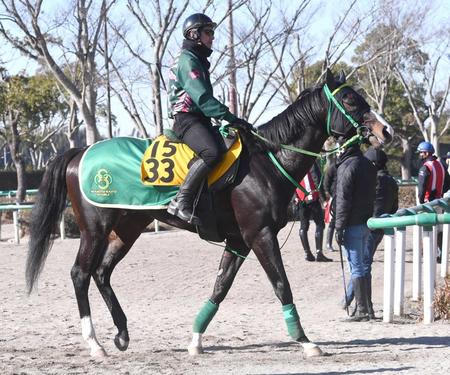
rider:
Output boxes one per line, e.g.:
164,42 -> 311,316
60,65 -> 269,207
167,13 -> 252,225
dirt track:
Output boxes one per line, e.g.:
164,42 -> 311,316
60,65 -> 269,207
1,223 -> 449,374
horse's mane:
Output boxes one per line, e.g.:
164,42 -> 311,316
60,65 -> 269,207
254,85 -> 325,152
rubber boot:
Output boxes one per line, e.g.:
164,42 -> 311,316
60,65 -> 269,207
366,275 -> 377,320
300,229 -> 315,261
167,159 -> 211,225
346,277 -> 369,322
315,227 -> 332,262
326,224 -> 335,251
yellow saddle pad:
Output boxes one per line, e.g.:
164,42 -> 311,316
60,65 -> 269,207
141,134 -> 242,186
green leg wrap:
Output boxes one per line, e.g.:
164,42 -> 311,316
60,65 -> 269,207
282,303 -> 305,340
193,300 -> 219,334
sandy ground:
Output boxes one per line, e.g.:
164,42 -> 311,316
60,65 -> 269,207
1,222 -> 449,375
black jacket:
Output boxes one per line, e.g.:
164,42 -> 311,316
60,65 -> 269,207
373,169 -> 399,217
335,146 -> 377,230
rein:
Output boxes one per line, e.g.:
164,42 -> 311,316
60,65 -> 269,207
246,82 -> 366,194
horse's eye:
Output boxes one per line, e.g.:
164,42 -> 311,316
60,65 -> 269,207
342,95 -> 357,111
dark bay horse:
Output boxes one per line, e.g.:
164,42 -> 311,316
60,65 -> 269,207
26,70 -> 392,358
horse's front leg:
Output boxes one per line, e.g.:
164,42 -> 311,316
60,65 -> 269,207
188,239 -> 250,355
251,227 -> 323,357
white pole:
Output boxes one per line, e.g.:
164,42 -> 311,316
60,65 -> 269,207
423,229 -> 435,324
154,220 -> 159,233
13,210 -> 20,244
383,234 -> 395,323
412,225 -> 422,301
394,229 -> 406,316
441,223 -> 449,278
432,226 -> 437,284
60,214 -> 66,240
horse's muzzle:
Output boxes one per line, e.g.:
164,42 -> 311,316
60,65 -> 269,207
365,110 -> 394,146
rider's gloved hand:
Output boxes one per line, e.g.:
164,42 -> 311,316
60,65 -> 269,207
335,229 -> 345,246
231,118 -> 254,133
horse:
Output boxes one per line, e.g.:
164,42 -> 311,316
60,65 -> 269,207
26,70 -> 393,358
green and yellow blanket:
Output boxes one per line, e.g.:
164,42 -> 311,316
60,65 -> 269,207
79,135 -> 242,209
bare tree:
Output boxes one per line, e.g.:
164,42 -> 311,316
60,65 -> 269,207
0,0 -> 115,145
395,52 -> 450,156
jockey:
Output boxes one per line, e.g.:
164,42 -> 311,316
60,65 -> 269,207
167,13 -> 253,225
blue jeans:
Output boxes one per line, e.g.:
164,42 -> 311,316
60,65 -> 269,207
344,225 -> 376,305
343,224 -> 371,278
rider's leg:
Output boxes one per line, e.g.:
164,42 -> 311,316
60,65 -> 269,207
168,117 -> 221,225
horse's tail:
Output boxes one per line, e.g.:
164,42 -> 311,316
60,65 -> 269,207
26,148 -> 82,294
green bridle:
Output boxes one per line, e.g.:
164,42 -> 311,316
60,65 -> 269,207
226,82 -> 368,195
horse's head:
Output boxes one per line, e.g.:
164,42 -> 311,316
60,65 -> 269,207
324,69 -> 393,147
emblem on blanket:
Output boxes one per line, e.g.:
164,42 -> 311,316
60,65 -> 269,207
141,134 -> 242,186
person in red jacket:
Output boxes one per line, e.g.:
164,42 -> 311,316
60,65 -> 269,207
417,141 -> 446,203
416,141 -> 450,263
294,162 -> 332,262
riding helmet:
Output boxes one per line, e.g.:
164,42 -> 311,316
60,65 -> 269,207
416,141 -> 434,154
182,13 -> 216,39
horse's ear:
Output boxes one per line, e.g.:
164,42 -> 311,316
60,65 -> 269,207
338,70 -> 346,84
326,68 -> 338,91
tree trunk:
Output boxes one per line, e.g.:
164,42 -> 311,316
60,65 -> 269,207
79,101 -> 100,145
8,114 -> 27,203
151,63 -> 163,136
400,139 -> 412,180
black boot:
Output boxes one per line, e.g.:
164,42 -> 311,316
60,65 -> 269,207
346,277 -> 369,322
167,159 -> 211,225
300,229 -> 315,261
315,228 -> 332,262
326,225 -> 335,251
366,275 -> 377,320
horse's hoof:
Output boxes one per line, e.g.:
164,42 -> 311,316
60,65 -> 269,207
114,332 -> 129,351
91,347 -> 108,357
188,345 -> 203,355
302,343 -> 323,358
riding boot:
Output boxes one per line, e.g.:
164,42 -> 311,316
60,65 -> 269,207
346,277 -> 369,322
315,228 -> 332,262
300,229 -> 315,261
167,159 -> 211,226
326,225 -> 335,251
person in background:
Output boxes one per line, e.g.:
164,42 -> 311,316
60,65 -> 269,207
363,147 -> 399,318
294,161 -> 332,262
416,141 -> 447,204
167,13 -> 252,225
335,144 -> 376,321
416,141 -> 450,263
446,152 -> 450,174
324,156 -> 338,251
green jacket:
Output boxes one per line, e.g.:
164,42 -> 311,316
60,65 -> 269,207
168,49 -> 236,123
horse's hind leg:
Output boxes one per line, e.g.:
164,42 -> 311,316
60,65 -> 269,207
92,213 -> 152,352
71,233 -> 110,357
188,238 -> 250,355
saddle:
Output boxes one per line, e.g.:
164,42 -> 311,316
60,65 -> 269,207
141,129 -> 243,242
